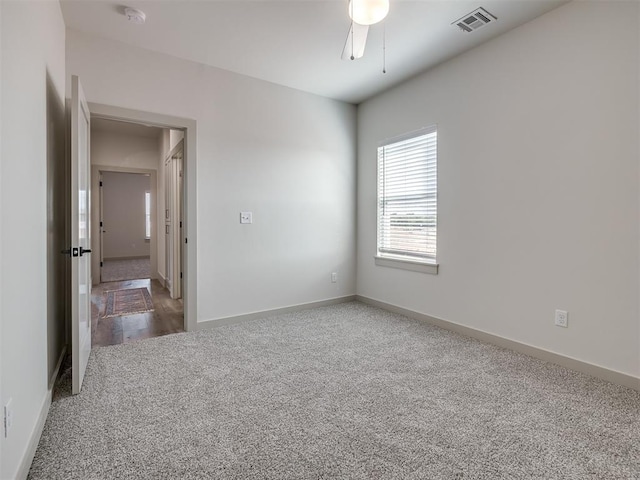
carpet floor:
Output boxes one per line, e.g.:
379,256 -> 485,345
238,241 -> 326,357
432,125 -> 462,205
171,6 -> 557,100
29,302 -> 640,479
101,257 -> 150,283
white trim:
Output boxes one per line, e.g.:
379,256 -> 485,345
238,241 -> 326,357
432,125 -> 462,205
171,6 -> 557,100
356,295 -> 640,392
375,256 -> 438,274
16,343 -> 64,479
88,103 -> 197,333
198,296 -> 357,330
15,387 -> 53,480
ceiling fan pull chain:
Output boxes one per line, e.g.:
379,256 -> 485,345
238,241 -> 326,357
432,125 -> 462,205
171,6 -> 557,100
351,24 -> 355,60
351,20 -> 355,60
382,22 -> 386,73
349,0 -> 355,60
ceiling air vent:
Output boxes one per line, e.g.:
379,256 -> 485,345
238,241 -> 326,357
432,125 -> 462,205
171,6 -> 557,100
453,7 -> 497,33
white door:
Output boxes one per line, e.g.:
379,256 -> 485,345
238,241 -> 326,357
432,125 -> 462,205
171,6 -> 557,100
71,75 -> 92,395
99,172 -> 105,283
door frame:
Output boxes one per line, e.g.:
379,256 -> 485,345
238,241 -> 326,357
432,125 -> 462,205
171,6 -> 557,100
91,167 -> 158,286
163,140 -> 184,299
88,102 -> 198,332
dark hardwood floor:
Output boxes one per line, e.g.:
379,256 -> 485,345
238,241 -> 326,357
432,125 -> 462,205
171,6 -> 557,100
91,278 -> 184,347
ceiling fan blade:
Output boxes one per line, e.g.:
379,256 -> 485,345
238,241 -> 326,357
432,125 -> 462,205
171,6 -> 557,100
341,22 -> 369,60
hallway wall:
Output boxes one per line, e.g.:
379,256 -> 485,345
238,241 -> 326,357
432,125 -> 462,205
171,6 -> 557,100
101,171 -> 151,259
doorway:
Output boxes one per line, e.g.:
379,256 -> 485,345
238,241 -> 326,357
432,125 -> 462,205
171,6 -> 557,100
89,117 -> 189,345
99,171 -> 153,284
87,103 -> 198,334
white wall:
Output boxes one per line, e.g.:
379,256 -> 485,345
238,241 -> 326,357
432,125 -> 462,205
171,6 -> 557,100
66,29 -> 357,322
0,1 -> 66,478
0,1 -> 4,476
91,128 -> 160,170
101,171 -> 151,259
357,1 -> 640,379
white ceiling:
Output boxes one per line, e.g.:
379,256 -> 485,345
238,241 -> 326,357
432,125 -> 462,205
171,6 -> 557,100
60,0 -> 567,104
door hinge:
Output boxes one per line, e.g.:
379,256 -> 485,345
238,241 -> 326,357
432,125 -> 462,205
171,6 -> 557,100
180,272 -> 183,279
100,261 -> 103,267
100,221 -> 103,227
179,221 -> 182,228
185,238 -> 188,244
99,181 -> 103,187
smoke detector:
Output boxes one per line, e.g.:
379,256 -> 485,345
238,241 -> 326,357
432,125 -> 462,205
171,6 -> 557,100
124,7 -> 146,25
453,7 -> 497,33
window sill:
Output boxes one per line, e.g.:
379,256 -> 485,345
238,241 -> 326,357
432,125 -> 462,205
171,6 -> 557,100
375,256 -> 439,275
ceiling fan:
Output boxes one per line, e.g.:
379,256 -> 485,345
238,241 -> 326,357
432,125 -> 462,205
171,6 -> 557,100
341,0 -> 390,61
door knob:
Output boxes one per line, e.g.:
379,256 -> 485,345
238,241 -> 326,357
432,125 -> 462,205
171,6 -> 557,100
79,247 -> 92,256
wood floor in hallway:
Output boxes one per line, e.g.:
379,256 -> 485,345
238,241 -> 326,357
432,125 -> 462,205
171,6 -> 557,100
91,278 -> 184,347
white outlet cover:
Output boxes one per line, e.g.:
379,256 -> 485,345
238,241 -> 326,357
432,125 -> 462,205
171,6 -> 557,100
240,212 -> 253,224
555,309 -> 568,328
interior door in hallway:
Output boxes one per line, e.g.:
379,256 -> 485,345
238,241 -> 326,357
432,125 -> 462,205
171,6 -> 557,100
164,141 -> 183,299
70,75 -> 92,394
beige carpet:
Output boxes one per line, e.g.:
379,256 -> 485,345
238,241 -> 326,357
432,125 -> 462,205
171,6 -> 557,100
101,257 -> 150,283
29,302 -> 640,479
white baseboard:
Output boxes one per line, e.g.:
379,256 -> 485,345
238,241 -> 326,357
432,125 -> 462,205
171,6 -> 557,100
15,347 -> 66,479
356,295 -> 640,392
15,391 -> 52,480
198,295 -> 357,330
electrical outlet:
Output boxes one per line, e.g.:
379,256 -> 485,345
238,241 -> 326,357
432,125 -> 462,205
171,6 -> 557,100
4,398 -> 13,438
240,212 -> 253,224
331,272 -> 337,283
555,310 -> 568,328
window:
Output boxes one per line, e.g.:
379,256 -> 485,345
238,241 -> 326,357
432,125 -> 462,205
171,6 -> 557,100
376,126 -> 438,274
145,191 -> 151,239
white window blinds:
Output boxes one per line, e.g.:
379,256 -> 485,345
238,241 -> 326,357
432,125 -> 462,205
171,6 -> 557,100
377,126 -> 437,262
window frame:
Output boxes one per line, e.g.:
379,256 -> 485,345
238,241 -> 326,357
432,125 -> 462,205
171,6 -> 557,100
375,126 -> 439,275
144,191 -> 151,240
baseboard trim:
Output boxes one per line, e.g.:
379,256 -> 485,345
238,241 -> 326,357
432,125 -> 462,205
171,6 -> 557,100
15,347 -> 66,479
104,255 -> 150,261
15,389 -> 52,480
198,295 -> 357,330
356,295 -> 640,392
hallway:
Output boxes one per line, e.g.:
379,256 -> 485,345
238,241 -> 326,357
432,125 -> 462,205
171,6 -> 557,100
91,279 -> 184,346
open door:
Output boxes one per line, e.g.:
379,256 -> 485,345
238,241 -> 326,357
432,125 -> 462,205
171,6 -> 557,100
70,75 -> 92,394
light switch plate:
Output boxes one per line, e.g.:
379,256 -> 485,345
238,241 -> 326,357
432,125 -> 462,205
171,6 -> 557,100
240,212 -> 253,224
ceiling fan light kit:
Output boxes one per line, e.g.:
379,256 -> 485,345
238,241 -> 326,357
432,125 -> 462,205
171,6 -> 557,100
348,0 -> 389,26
